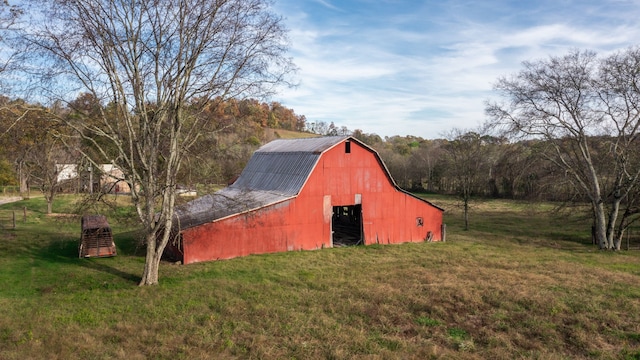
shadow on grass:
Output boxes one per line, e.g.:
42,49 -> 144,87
77,259 -> 141,284
2,197 -> 148,287
29,226 -> 144,285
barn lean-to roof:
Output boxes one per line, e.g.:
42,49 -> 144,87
174,136 -> 442,231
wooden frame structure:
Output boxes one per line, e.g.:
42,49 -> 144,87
79,215 -> 116,258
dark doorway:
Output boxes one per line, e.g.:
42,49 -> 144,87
332,204 -> 363,246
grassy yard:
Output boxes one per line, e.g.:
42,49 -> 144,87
0,194 -> 639,359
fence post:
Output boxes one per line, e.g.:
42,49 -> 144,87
441,223 -> 446,242
12,211 -> 16,229
23,206 -> 26,222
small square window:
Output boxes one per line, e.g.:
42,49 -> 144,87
416,217 -> 423,227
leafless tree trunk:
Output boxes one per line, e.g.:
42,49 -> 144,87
17,159 -> 27,196
21,0 -> 294,285
35,142 -> 64,215
614,199 -> 640,249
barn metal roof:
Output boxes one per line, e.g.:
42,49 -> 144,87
230,152 -> 319,195
230,137 -> 351,196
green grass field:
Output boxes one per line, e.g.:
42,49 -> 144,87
0,194 -> 639,359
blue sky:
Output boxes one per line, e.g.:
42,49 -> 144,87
272,0 -> 640,138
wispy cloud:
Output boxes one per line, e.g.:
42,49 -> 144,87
312,0 -> 341,11
273,0 -> 640,138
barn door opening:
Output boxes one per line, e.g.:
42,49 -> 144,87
332,204 -> 363,246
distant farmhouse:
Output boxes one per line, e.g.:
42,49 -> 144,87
55,163 -> 130,194
166,136 -> 444,264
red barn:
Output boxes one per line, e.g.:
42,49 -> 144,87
167,136 -> 444,264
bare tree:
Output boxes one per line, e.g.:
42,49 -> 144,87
22,0 -> 294,284
442,129 -> 490,230
0,99 -> 57,197
0,0 -> 21,81
487,48 -> 640,250
31,140 -> 75,214
0,2 -> 29,192
27,104 -> 76,214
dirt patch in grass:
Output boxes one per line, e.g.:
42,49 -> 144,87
46,213 -> 81,218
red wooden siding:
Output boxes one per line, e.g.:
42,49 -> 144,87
307,140 -> 442,245
179,138 -> 443,264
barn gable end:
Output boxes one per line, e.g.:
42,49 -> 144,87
170,136 -> 444,264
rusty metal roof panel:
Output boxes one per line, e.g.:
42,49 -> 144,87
81,214 -> 110,230
174,188 -> 293,230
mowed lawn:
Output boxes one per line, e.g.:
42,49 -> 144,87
0,194 -> 639,359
